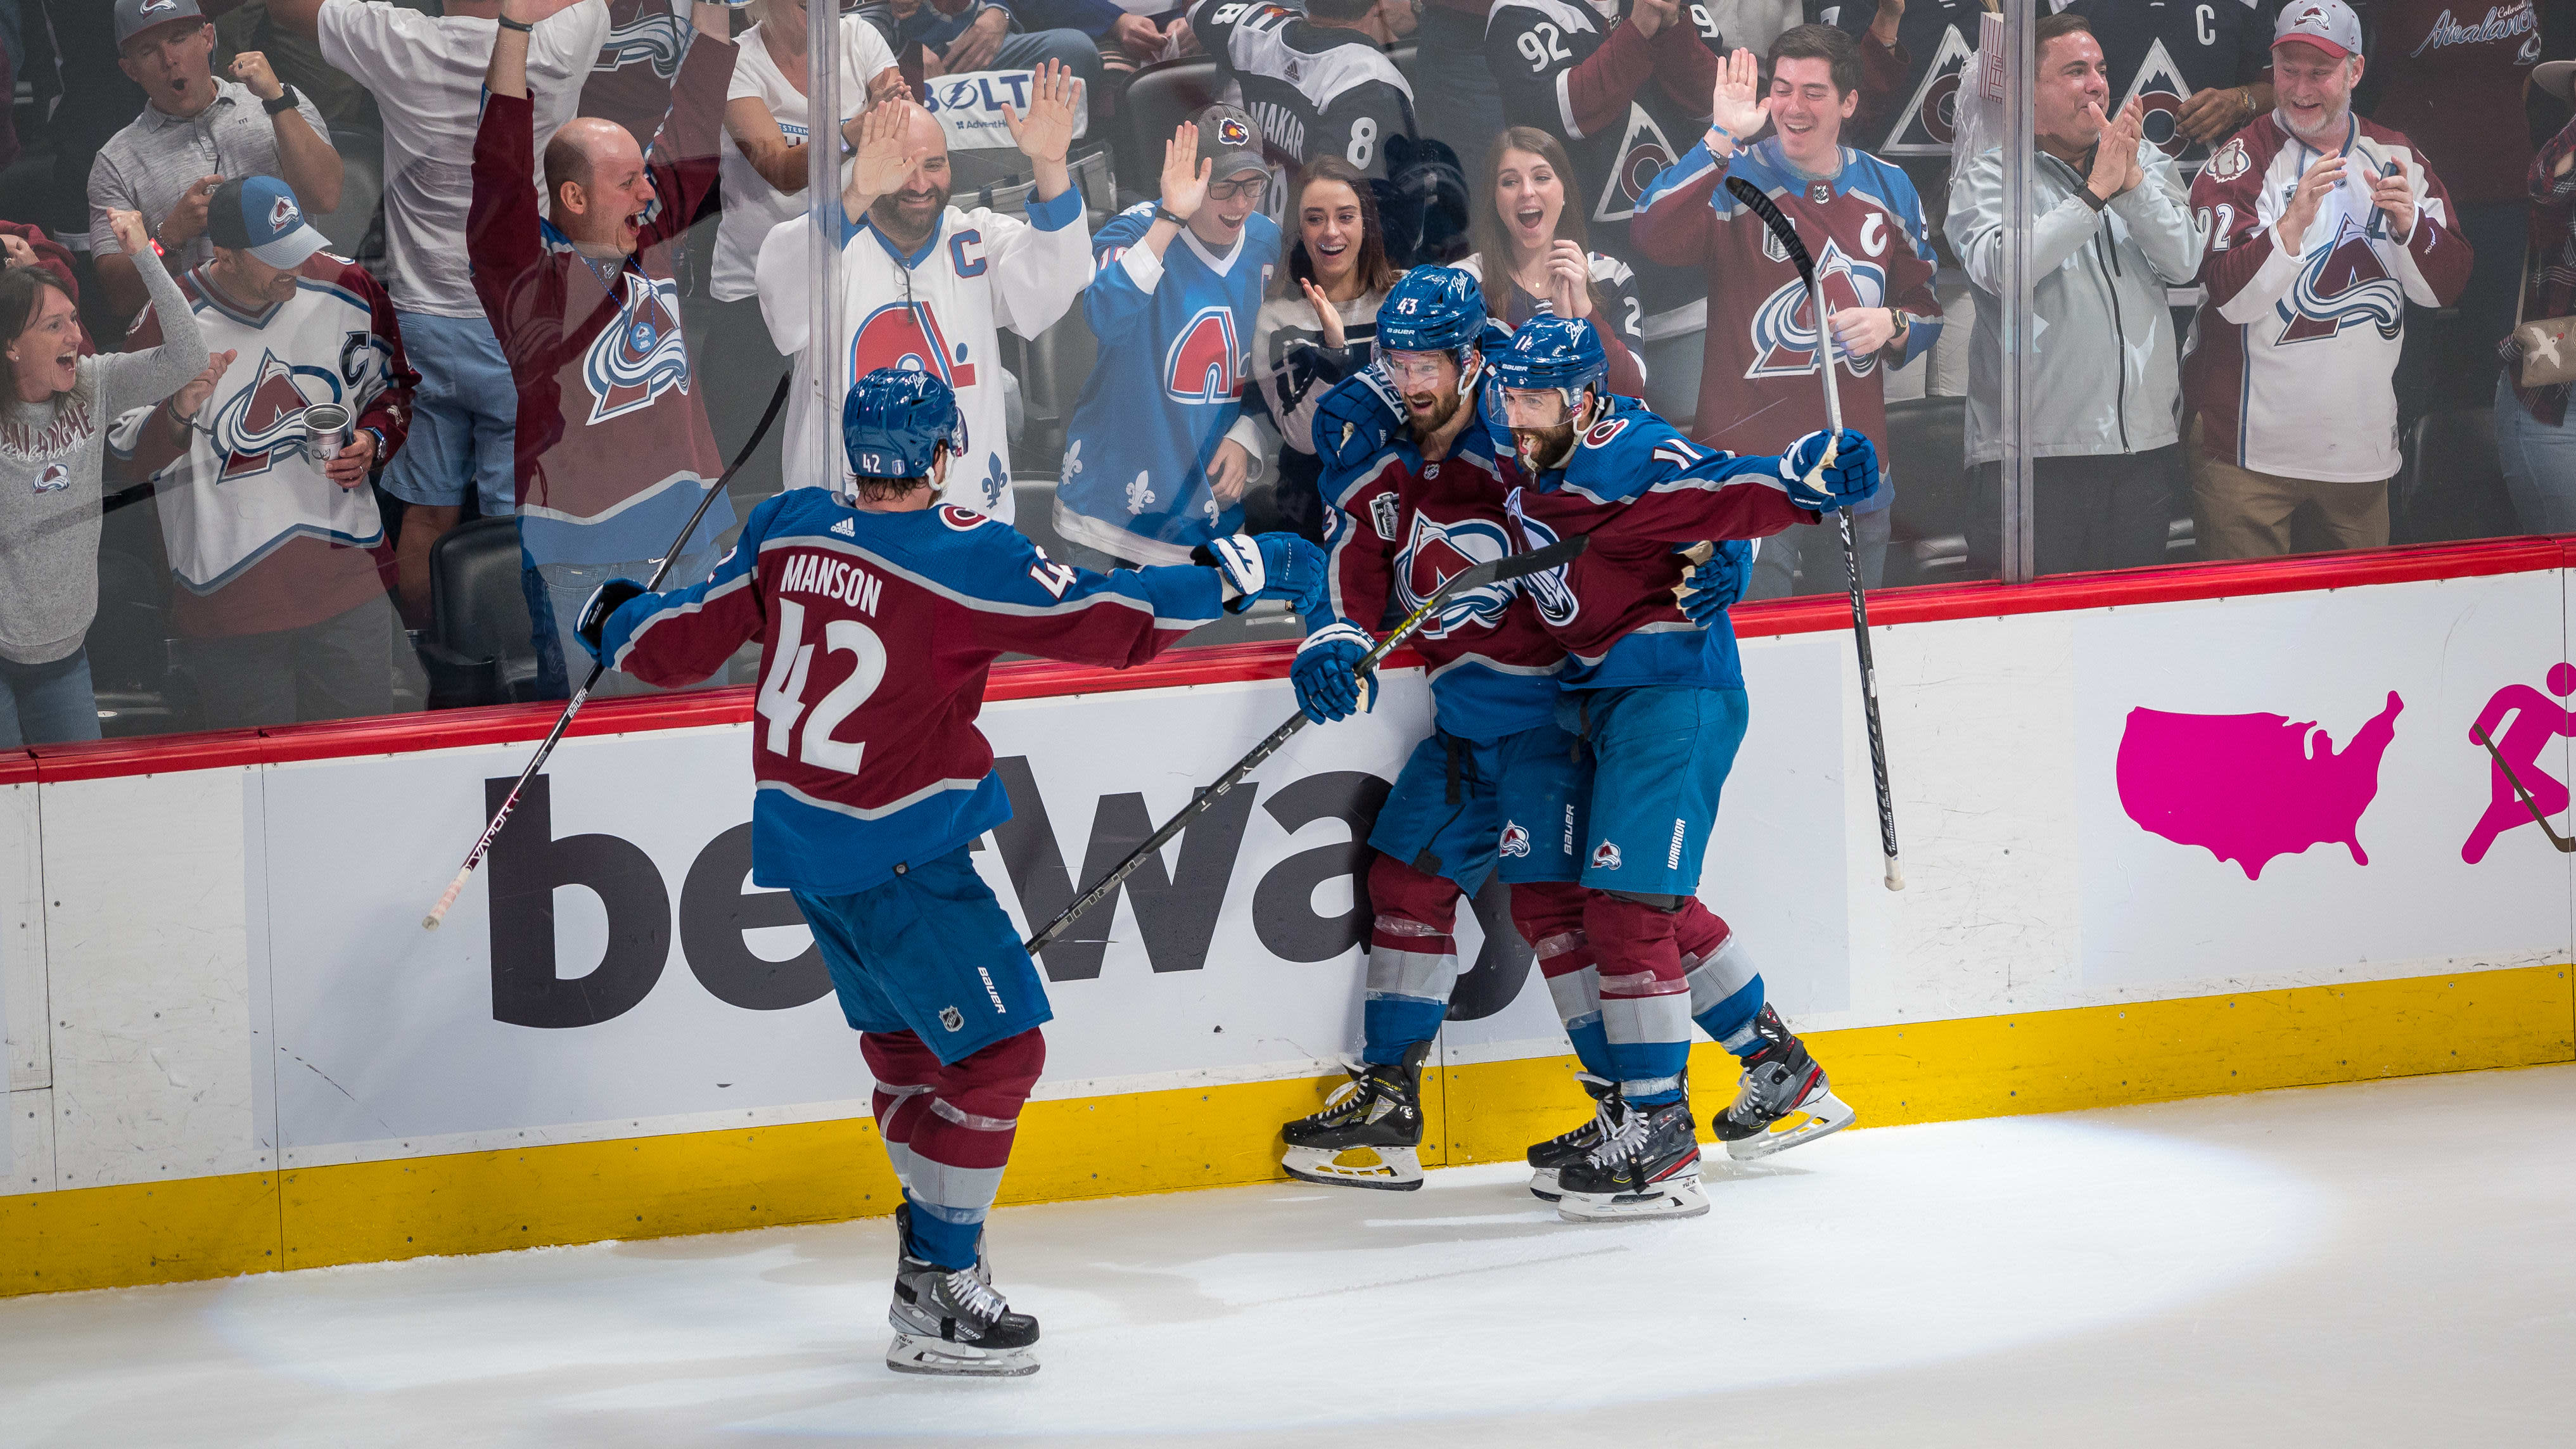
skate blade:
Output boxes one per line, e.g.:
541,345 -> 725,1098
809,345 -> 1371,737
886,1334 -> 1040,1377
1555,1171 -> 1709,1223
1724,1089 -> 1858,1161
1527,1167 -> 1562,1203
1282,1144 -> 1424,1191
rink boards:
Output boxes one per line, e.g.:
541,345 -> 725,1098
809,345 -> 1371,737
6,540 -> 2575,1295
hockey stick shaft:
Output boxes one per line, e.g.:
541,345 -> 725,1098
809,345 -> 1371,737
1024,535 -> 1590,955
2471,726 -> 2576,852
423,374 -> 793,930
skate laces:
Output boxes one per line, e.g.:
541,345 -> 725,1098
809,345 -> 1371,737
943,1267 -> 1009,1325
1582,1101 -> 1649,1166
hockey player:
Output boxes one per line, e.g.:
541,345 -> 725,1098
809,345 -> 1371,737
1632,34 -> 1939,596
1488,314 -> 1870,1219
472,0 -> 738,698
1481,0 -> 1725,327
1187,0 -> 1419,193
1053,110 -> 1284,565
576,367 -> 1327,1375
755,63 -> 1094,519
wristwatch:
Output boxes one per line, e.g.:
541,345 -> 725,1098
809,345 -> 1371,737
263,84 -> 301,117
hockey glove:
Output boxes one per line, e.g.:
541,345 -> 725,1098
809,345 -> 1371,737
1313,366 -> 1403,476
1674,539 -> 1754,625
1194,533 -> 1328,616
1780,429 -> 1878,513
574,577 -> 647,665
1293,621 -> 1378,724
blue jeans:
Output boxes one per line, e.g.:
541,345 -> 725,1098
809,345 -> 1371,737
2496,371 -> 2576,536
0,649 -> 103,748
380,312 -> 519,517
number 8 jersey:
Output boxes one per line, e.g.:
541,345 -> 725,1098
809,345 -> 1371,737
595,487 -> 1230,895
1189,0 -> 1420,185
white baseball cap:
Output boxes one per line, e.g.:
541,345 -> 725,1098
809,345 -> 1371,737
2274,0 -> 2362,60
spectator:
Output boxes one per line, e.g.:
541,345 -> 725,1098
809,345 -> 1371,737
201,1 -> 437,143
705,0 -> 902,482
475,0 -> 737,698
755,73 -> 1092,517
1011,0 -> 1171,94
87,0 -> 341,322
853,0 -> 1105,105
2063,0 -> 2281,178
1948,11 -> 2199,574
1187,0 -> 1417,186
2184,0 -> 2470,559
1485,0 -> 1725,326
2359,0 -> 2541,373
106,177 -> 415,729
1461,125 -> 1647,399
1633,34 -> 1939,596
1246,156 -> 1398,541
1054,110 -> 1282,564
0,209 -> 206,747
0,224 -> 95,357
2497,66 -> 2576,533
270,0 -> 613,623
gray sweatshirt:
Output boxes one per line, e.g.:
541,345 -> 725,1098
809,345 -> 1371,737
1,247 -> 205,665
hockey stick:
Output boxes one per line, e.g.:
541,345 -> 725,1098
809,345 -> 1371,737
1023,533 -> 1593,956
422,373 -> 794,930
2471,726 -> 2576,852
1725,176 -> 1903,891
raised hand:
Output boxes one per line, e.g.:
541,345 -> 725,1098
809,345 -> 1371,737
1002,58 -> 1079,167
1299,277 -> 1348,350
2366,153 -> 2416,243
106,207 -> 155,258
1546,238 -> 1591,319
1161,121 -> 1209,221
169,348 -> 238,424
1629,0 -> 1680,39
2279,151 -> 2345,247
1708,47 -> 1768,148
849,101 -> 929,202
229,51 -> 285,103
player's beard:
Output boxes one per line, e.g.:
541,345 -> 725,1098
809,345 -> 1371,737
1403,389 -> 1461,440
1514,423 -> 1575,473
871,180 -> 951,251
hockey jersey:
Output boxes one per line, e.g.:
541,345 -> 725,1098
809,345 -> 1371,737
1191,0 -> 1418,184
2056,0 -> 2281,176
599,487 -> 1229,895
1496,393 -> 1815,690
1308,381 -> 1566,741
1483,0 -> 1723,321
757,189 -> 1092,522
1632,136 -> 1937,499
1054,203 -> 1283,563
2364,0 -> 2542,204
110,255 -> 414,637
1818,0 -> 1977,158
580,0 -> 697,153
2184,113 -> 2471,482
472,29 -> 732,565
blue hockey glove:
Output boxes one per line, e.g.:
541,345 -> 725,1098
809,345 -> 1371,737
574,577 -> 647,665
1674,539 -> 1754,625
1293,621 -> 1378,724
1313,366 -> 1403,476
1195,533 -> 1327,616
1780,429 -> 1878,512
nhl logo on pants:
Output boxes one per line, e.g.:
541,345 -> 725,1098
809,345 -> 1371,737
939,1005 -> 965,1032
1591,841 -> 1622,871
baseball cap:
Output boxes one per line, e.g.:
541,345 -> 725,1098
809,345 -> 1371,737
1193,105 -> 1268,180
2273,0 -> 2362,59
115,0 -> 208,49
207,176 -> 330,268
2537,60 -> 2576,104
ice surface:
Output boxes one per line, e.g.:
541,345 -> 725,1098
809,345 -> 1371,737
4,1066 -> 2572,1446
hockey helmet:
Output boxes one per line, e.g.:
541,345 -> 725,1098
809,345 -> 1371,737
1375,266 -> 1489,359
843,367 -> 962,483
1490,314 -> 1609,415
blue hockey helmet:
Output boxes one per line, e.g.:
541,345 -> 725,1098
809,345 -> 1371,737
842,367 -> 962,483
1489,314 -> 1609,414
1375,265 -> 1488,359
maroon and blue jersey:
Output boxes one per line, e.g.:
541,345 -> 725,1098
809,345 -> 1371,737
1496,394 -> 1815,690
1308,391 -> 1566,742
599,487 -> 1229,895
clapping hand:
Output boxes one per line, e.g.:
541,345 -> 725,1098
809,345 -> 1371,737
1708,47 -> 1769,150
2366,153 -> 2416,243
169,348 -> 239,427
1002,58 -> 1080,167
2280,151 -> 2346,246
1161,121 -> 1210,222
1630,0 -> 1680,39
2083,99 -> 2145,199
1299,277 -> 1348,349
1546,238 -> 1591,320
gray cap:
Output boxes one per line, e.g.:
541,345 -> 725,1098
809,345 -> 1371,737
1193,105 -> 1268,180
2273,0 -> 2362,59
115,0 -> 208,49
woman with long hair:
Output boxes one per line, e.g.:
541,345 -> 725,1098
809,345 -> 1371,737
1248,156 -> 1400,540
1463,126 -> 1645,397
1,208 -> 209,746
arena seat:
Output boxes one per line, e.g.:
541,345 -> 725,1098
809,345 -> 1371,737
417,516 -> 543,709
1882,395 -> 1969,588
1122,56 -> 1223,194
2394,406 -> 2512,544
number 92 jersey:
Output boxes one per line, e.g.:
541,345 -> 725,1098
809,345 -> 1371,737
1189,0 -> 1419,182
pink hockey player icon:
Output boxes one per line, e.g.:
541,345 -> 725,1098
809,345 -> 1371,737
2461,664 -> 2576,864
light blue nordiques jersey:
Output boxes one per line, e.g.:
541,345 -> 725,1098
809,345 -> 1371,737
1052,203 -> 1282,564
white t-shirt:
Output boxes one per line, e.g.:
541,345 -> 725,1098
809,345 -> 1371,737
713,16 -> 898,302
317,0 -> 614,318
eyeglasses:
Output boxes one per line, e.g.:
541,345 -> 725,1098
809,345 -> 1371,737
1208,176 -> 1270,203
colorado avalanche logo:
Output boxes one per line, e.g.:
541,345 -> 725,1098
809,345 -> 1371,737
2277,214 -> 2404,345
1164,306 -> 1244,405
269,195 -> 300,233
1396,512 -> 1514,639
212,350 -> 341,479
849,302 -> 978,456
584,272 -> 691,425
1498,822 -> 1531,859
1746,240 -> 1885,380
1215,116 -> 1253,150
1503,488 -> 1580,628
1596,108 -> 1680,224
33,462 -> 69,494
938,504 -> 989,530
2116,39 -> 2195,165
1590,840 -> 1622,871
1886,25 -> 1973,156
597,7 -> 688,80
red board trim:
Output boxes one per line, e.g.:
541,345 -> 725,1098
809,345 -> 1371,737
20,535 -> 2570,784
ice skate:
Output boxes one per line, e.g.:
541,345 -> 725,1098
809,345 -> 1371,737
888,1244 -> 1040,1377
1279,1042 -> 1427,1190
1553,1092 -> 1709,1222
1711,1005 -> 1857,1161
895,1203 -> 990,1286
1525,1073 -> 1616,1202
